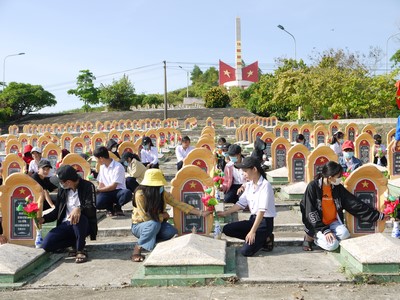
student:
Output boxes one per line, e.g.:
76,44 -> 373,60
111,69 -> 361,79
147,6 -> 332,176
131,169 -> 211,262
338,140 -> 362,172
217,142 -> 231,171
40,165 -> 97,263
106,139 -> 121,159
22,144 -> 33,173
220,144 -> 246,204
373,134 -> 387,167
295,134 -> 311,150
329,131 -> 344,157
140,136 -> 159,169
27,146 -> 43,176
217,157 -> 276,257
175,135 -> 194,171
32,159 -> 57,210
120,152 -> 146,193
56,149 -> 70,169
301,161 -> 387,251
94,146 -> 133,217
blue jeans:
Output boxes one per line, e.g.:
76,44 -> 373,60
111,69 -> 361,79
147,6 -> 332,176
314,220 -> 350,251
42,214 -> 89,252
96,189 -> 132,211
131,220 -> 178,251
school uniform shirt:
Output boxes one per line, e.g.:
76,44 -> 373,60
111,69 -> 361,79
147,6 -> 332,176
175,145 -> 194,163
97,159 -> 126,189
62,188 -> 80,222
28,158 -> 55,177
140,146 -> 159,165
236,176 -> 276,218
330,142 -> 342,156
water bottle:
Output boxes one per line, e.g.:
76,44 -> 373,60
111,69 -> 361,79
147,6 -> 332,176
35,229 -> 43,248
213,221 -> 221,239
392,221 -> 400,238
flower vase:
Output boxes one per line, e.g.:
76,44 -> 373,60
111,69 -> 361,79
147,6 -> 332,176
35,229 -> 43,248
392,221 -> 400,238
377,157 -> 382,166
213,220 -> 222,239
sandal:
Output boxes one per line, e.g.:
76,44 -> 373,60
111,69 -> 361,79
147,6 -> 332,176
106,210 -> 115,217
68,249 -> 77,257
131,245 -> 145,262
302,237 -> 313,251
75,251 -> 88,263
262,233 -> 274,252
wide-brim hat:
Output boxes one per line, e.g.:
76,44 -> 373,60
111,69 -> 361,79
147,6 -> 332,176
141,169 -> 167,186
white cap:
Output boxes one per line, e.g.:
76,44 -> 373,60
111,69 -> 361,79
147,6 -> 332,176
31,146 -> 42,154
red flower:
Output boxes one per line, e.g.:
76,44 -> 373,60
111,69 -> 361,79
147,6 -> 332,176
24,202 -> 39,214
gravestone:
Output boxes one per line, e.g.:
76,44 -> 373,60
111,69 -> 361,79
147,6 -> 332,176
182,147 -> 215,177
61,154 -> 91,180
343,164 -> 387,237
361,124 -> 376,138
345,123 -> 358,142
281,123 -> 290,140
355,133 -> 374,164
171,165 -> 214,235
70,137 -> 85,154
387,140 -> 400,180
5,139 -> 21,155
289,124 -> 300,142
273,124 -> 281,138
1,154 -> 25,181
41,143 -> 61,170
271,137 -> 291,170
61,133 -> 73,152
306,145 -> 337,182
260,132 -> 276,159
312,125 -> 328,148
329,121 -> 340,137
0,173 -> 43,246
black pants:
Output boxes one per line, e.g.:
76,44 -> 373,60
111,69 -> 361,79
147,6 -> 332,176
42,214 -> 89,252
126,177 -> 139,193
224,184 -> 242,204
177,160 -> 183,171
223,215 -> 274,256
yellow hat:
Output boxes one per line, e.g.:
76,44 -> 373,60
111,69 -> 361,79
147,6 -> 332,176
141,169 -> 167,186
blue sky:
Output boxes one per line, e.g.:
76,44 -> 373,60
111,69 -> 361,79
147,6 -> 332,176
1,0 -> 399,113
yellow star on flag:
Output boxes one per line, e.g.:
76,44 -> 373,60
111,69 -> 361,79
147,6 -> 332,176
247,70 -> 253,78
224,70 -> 231,78
190,181 -> 196,189
196,161 -> 202,166
362,180 -> 369,188
19,188 -> 26,194
319,157 -> 326,163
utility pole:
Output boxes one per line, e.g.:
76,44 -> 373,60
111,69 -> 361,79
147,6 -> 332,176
163,60 -> 168,120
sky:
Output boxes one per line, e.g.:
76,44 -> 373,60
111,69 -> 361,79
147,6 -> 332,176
1,0 -> 399,113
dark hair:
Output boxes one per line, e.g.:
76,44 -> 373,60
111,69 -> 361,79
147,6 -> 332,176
296,134 -> 305,143
182,136 -> 191,143
135,185 -> 164,221
218,137 -> 226,144
314,161 -> 342,180
122,151 -> 141,162
330,131 -> 344,145
93,146 -> 110,159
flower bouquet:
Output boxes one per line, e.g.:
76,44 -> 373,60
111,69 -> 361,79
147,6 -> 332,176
383,194 -> 400,238
201,187 -> 221,239
212,170 -> 225,190
16,195 -> 43,247
342,169 -> 351,183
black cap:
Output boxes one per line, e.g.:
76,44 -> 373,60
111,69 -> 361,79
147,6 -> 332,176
142,136 -> 152,145
38,159 -> 52,169
56,165 -> 79,182
221,142 -> 231,151
227,144 -> 242,156
234,156 -> 260,169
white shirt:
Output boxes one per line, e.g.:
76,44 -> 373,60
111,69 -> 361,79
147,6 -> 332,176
28,158 -> 55,177
232,165 -> 245,185
330,142 -> 342,156
175,145 -> 194,162
140,146 -> 159,164
97,159 -> 126,189
63,188 -> 80,222
237,176 -> 276,218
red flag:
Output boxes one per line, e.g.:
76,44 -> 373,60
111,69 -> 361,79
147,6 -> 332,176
242,61 -> 258,83
395,80 -> 400,109
219,60 -> 236,85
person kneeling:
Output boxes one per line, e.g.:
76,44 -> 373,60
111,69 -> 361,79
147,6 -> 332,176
300,161 -> 387,252
217,157 -> 276,257
40,165 -> 97,263
131,169 -> 211,262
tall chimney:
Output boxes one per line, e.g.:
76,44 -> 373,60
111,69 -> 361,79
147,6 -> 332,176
235,17 -> 242,82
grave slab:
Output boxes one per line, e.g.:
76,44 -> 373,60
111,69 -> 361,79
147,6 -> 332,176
266,167 -> 288,185
132,234 -> 236,287
0,243 -> 60,287
337,233 -> 400,282
280,181 -> 307,200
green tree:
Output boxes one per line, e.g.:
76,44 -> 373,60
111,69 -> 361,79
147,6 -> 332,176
204,86 -> 229,108
98,75 -> 135,111
67,70 -> 99,112
0,82 -> 56,121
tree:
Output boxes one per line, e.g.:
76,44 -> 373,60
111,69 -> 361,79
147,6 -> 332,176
98,75 -> 135,111
67,70 -> 99,112
204,86 -> 229,108
0,82 -> 56,121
